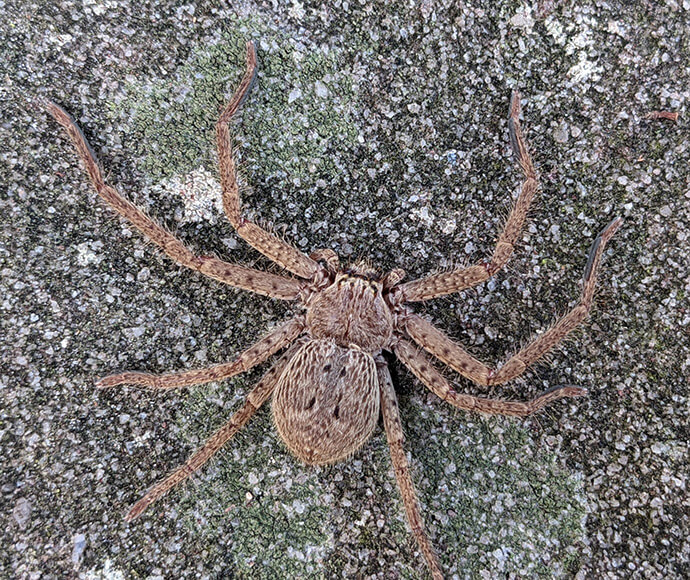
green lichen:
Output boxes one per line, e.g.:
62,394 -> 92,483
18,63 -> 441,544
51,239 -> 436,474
403,399 -> 587,578
110,16 -> 358,190
177,378 -> 332,578
174,379 -> 586,578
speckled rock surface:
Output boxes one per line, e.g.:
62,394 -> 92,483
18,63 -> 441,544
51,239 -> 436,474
2,1 -> 688,578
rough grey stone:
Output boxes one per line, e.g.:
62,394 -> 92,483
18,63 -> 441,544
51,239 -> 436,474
2,0 -> 688,578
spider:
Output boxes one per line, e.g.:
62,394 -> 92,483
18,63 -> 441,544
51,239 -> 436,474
45,42 -> 621,579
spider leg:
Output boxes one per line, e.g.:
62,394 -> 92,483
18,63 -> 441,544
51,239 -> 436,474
216,41 -> 321,280
399,92 -> 538,302
125,341 -> 299,521
404,313 -> 491,385
403,218 -> 621,385
97,316 -> 305,389
376,358 -> 443,580
394,340 -> 584,417
44,101 -> 303,300
309,248 -> 340,273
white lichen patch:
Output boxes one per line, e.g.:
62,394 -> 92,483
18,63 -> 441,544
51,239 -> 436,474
544,12 -> 604,85
567,53 -> 604,84
509,6 -> 535,33
76,240 -> 104,266
149,167 -> 224,225
83,559 -> 127,580
410,205 -> 435,227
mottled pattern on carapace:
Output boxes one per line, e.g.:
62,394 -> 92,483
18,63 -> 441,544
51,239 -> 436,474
305,273 -> 394,352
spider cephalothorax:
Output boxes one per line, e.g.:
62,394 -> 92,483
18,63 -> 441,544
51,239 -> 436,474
305,271 -> 395,350
45,41 -> 621,580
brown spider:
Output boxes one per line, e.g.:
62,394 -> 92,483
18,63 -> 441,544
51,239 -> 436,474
45,42 -> 621,579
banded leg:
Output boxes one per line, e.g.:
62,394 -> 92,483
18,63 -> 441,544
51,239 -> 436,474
405,217 -> 622,385
377,359 -> 443,580
400,92 -> 538,302
125,342 -> 299,521
97,316 -> 305,389
216,41 -> 320,279
44,101 -> 303,300
394,340 -> 584,417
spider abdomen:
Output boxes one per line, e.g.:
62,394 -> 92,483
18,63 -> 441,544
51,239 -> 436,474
272,339 -> 380,465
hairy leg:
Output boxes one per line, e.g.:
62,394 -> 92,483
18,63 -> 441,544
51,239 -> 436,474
125,342 -> 299,521
309,248 -> 340,273
97,316 -> 305,389
404,217 -> 622,385
44,101 -> 303,300
376,359 -> 443,580
216,41 -> 320,279
399,92 -> 538,302
394,340 -> 584,417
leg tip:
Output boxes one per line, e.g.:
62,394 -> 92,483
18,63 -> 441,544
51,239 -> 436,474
124,496 -> 152,522
35,95 -> 52,111
124,506 -> 141,523
583,217 -> 623,283
245,40 -> 258,68
544,384 -> 588,398
562,385 -> 588,398
95,375 -> 123,388
509,91 -> 522,119
41,99 -> 71,126
602,216 -> 624,239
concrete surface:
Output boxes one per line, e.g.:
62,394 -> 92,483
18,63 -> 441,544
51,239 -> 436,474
2,1 -> 688,578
